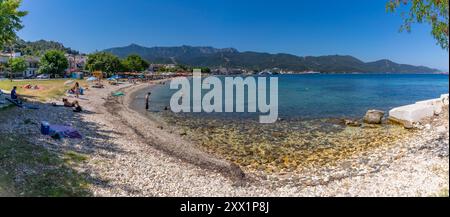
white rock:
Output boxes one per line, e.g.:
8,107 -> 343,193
389,103 -> 435,126
441,94 -> 449,106
436,125 -> 447,134
416,98 -> 443,115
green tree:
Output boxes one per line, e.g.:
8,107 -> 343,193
387,0 -> 449,50
198,67 -> 211,74
86,52 -> 123,76
0,0 -> 28,50
38,50 -> 69,78
176,64 -> 189,71
122,54 -> 149,72
7,57 -> 27,78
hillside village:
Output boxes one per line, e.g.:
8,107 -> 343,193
0,40 -> 215,80
0,50 -> 194,79
0,52 -> 85,78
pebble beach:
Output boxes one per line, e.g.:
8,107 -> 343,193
0,80 -> 448,197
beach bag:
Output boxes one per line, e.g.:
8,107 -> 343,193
40,121 -> 50,135
49,125 -> 82,139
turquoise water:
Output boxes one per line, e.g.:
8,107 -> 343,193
146,74 -> 449,120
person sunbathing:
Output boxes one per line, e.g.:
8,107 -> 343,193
62,98 -> 79,107
62,98 -> 83,112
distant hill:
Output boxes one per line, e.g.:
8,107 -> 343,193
4,39 -> 80,56
104,44 -> 439,73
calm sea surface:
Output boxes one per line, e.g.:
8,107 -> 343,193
143,74 -> 449,120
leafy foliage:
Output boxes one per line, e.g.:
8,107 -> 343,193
121,54 -> 149,72
0,0 -> 27,50
7,56 -> 27,73
38,50 -> 69,77
387,0 -> 449,50
85,52 -> 123,76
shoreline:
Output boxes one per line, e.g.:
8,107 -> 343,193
105,82 -> 246,181
0,79 -> 448,196
121,81 -> 449,193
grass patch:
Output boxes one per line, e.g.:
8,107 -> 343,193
0,79 -> 87,102
0,134 -> 91,197
63,151 -> 88,164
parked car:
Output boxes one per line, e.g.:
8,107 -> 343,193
36,74 -> 50,79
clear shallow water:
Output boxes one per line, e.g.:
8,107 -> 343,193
132,74 -> 448,180
146,74 -> 449,120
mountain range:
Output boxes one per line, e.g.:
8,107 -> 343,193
104,44 -> 440,73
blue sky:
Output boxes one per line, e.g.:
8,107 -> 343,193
18,0 -> 449,71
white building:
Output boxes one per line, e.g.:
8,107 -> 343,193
66,54 -> 87,73
23,57 -> 40,78
0,55 -> 40,78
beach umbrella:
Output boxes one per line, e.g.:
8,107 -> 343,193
86,77 -> 97,82
64,80 -> 75,86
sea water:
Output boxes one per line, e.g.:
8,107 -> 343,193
146,74 -> 449,120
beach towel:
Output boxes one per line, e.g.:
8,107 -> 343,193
86,77 -> 98,82
49,125 -> 82,139
51,102 -> 64,107
112,92 -> 125,97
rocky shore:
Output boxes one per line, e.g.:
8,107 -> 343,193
0,80 -> 448,196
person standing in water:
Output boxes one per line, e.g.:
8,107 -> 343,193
145,92 -> 151,110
